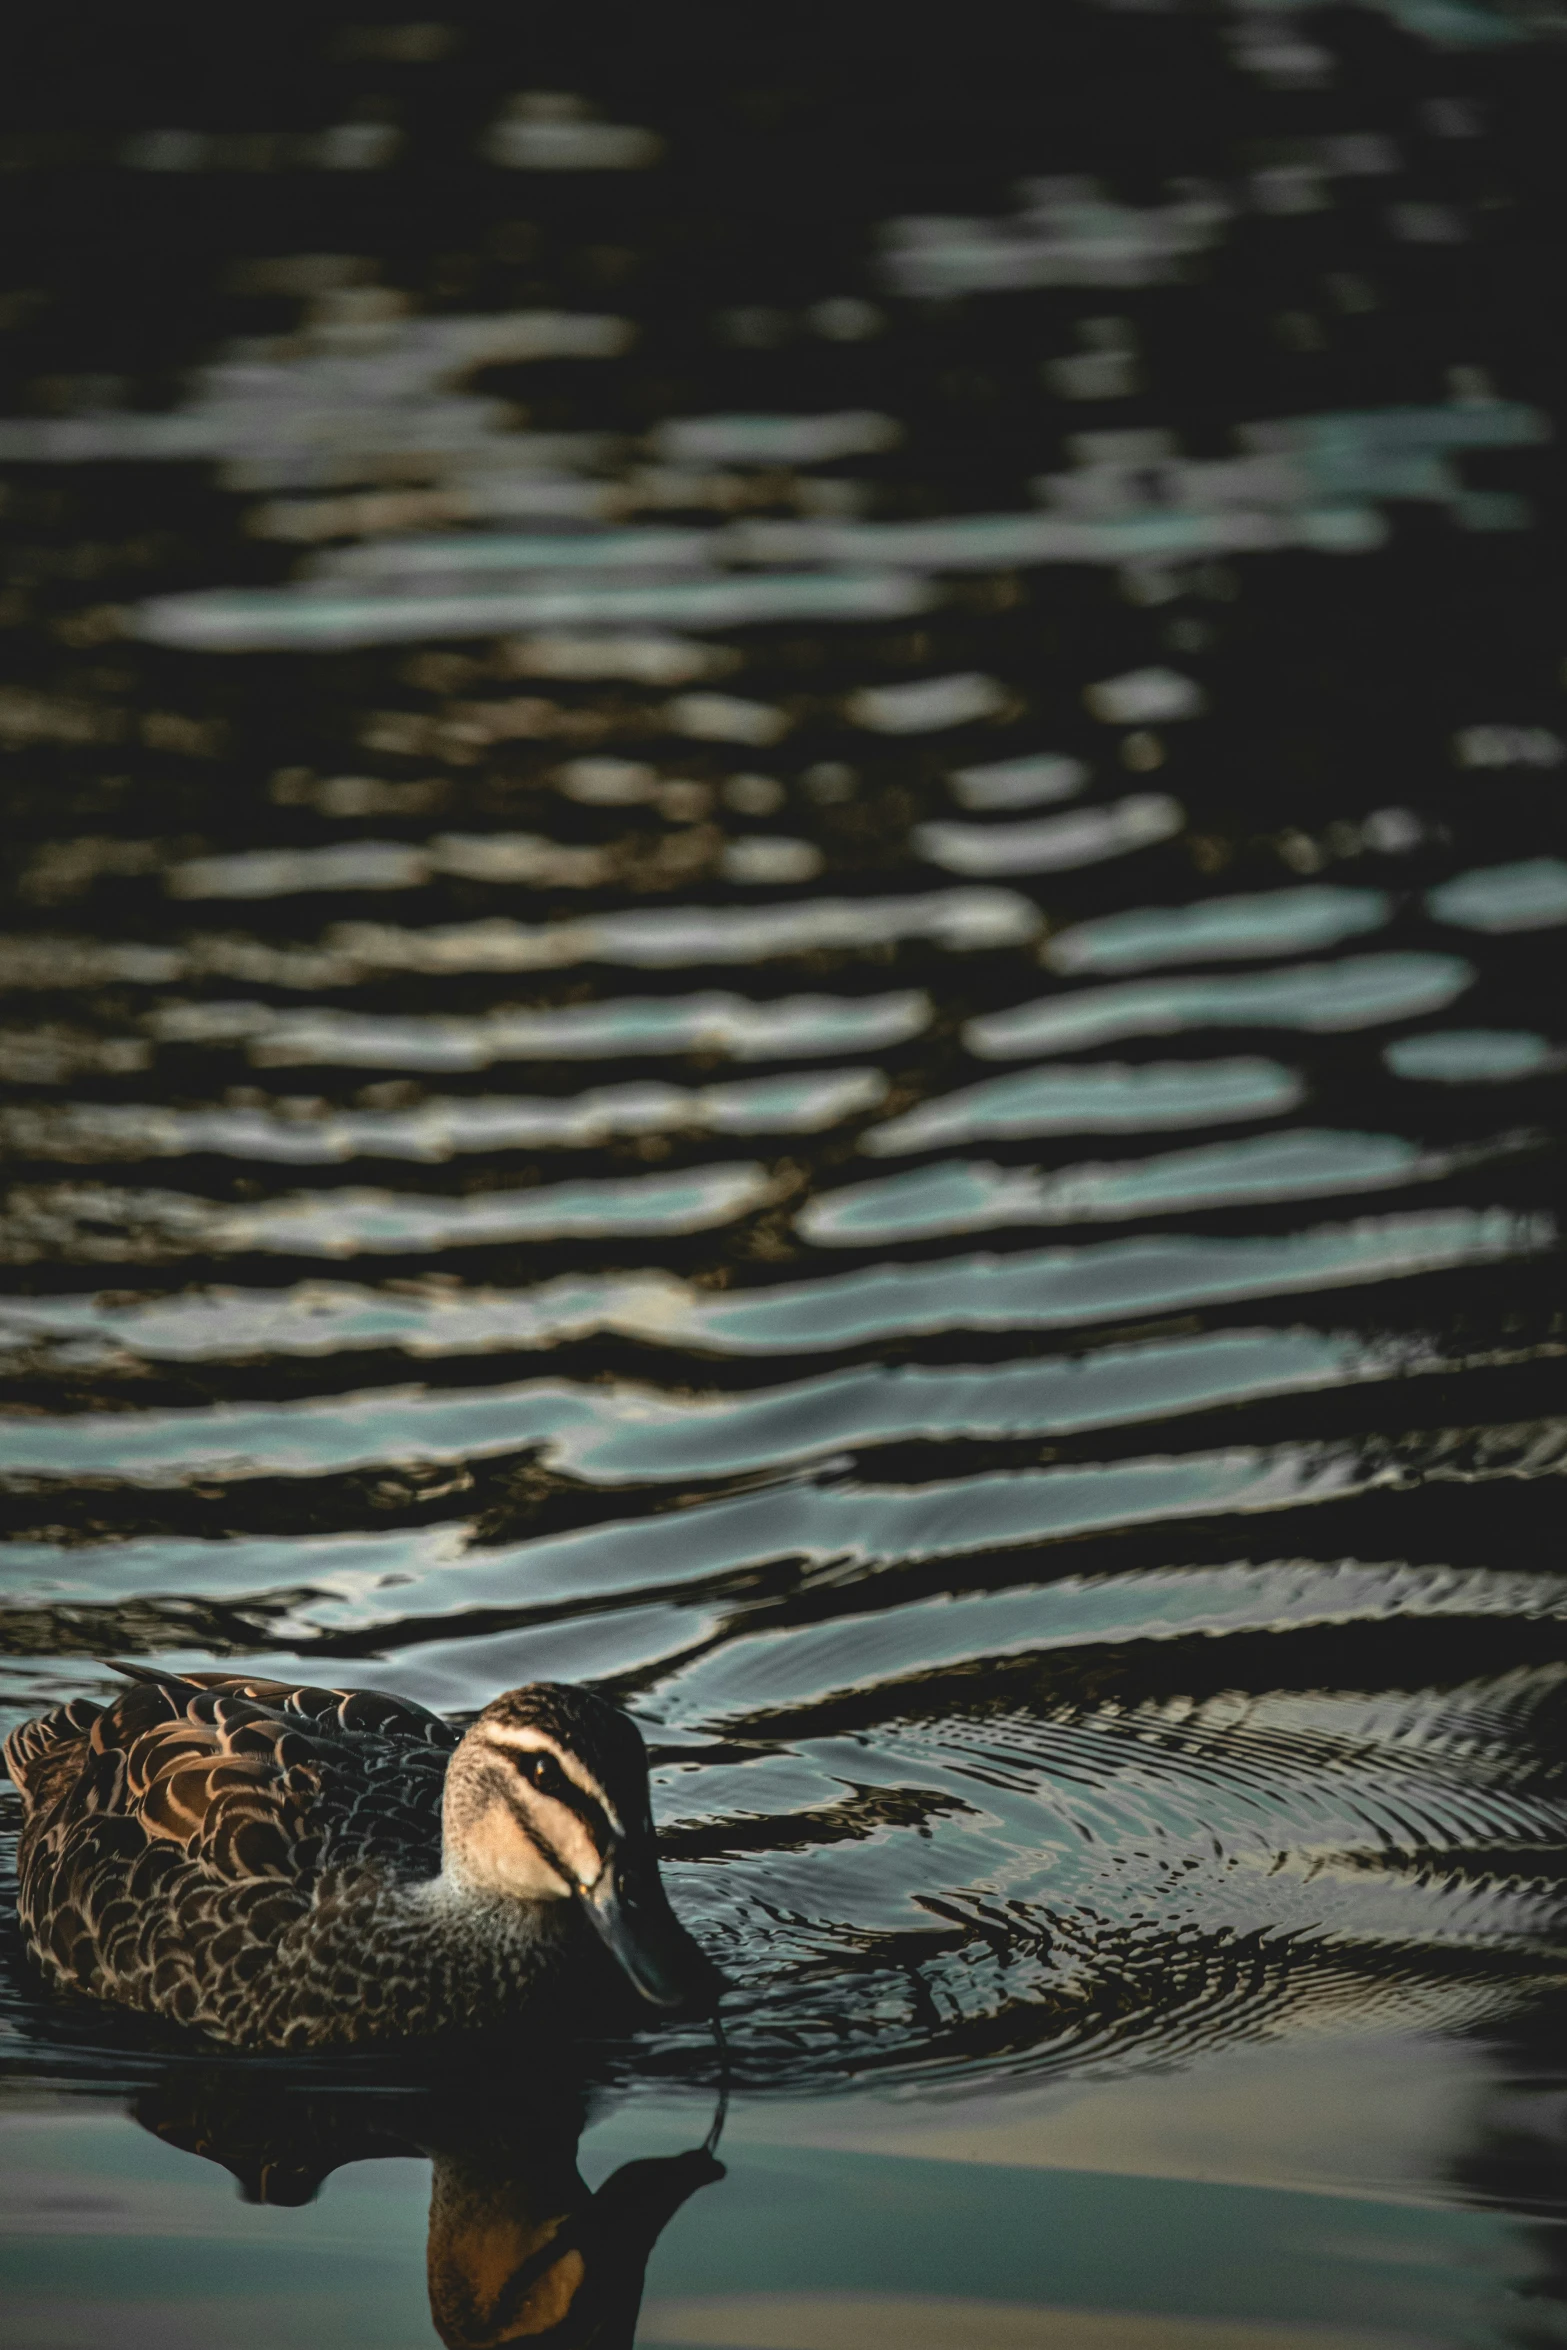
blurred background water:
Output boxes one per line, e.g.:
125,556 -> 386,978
2,6 -> 1567,2345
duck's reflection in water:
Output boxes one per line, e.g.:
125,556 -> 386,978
127,2048 -> 724,2348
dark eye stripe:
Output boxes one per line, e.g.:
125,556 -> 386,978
513,1750 -> 613,1851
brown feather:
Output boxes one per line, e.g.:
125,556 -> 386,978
4,1671 -> 644,2051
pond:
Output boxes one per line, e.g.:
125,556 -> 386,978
2,10 -> 1566,2346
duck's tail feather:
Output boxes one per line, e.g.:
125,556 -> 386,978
101,1658 -> 206,1690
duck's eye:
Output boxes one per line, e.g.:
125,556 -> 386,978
521,1751 -> 567,1798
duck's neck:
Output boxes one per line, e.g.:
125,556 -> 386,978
413,1869 -> 565,1942
426,2141 -> 589,2350
368,1874 -> 577,2038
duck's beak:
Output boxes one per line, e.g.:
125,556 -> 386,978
579,1848 -> 727,2016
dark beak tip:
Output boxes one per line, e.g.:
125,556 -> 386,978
579,1863 -> 727,2018
635,1952 -> 729,2019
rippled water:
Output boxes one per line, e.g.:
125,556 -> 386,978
4,10 -> 1567,2346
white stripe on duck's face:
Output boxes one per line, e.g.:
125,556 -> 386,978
441,1723 -> 617,1902
478,1723 -> 624,1841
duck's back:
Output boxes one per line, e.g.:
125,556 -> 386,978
5,1669 -> 461,2044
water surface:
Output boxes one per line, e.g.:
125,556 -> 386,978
3,10 -> 1567,2346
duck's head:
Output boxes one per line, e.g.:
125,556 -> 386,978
441,1683 -> 726,2017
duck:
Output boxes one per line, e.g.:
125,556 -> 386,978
4,1665 -> 726,2050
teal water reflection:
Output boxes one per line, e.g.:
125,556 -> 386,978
0,2033 -> 1547,2350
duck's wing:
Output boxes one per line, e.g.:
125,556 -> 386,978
6,1672 -> 460,2024
102,1661 -> 461,1747
6,1668 -> 457,1825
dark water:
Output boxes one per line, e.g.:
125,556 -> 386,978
3,9 -> 1567,2345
